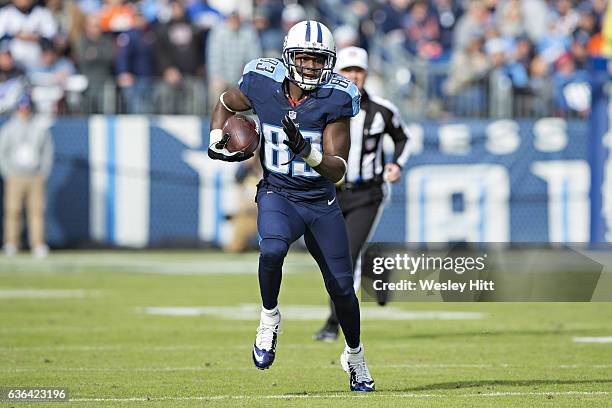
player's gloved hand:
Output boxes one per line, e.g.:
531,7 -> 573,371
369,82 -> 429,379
282,114 -> 311,158
208,133 -> 254,162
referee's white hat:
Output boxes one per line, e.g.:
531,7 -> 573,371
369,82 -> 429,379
336,46 -> 368,71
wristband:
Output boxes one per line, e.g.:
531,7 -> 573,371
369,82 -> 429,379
209,128 -> 223,145
333,155 -> 347,177
304,148 -> 323,167
220,92 -> 237,113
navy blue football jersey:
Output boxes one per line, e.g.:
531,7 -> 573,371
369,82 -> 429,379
239,58 -> 360,200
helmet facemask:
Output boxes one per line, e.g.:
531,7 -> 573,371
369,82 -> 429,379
283,48 -> 336,91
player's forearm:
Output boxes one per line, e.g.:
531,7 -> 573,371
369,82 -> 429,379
210,101 -> 234,131
210,88 -> 252,131
314,155 -> 347,184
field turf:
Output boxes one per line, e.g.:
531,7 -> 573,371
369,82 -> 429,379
1,250 -> 611,407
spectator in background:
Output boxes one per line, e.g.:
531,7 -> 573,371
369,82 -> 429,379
0,40 -> 24,82
342,0 -> 373,50
432,0 -> 462,51
186,0 -> 223,28
255,0 -> 284,30
551,0 -> 579,38
453,0 -> 490,51
46,0 -> 85,57
552,52 -> 590,116
486,36 -> 528,89
377,0 -> 410,35
527,55 -> 552,116
139,0 -> 171,24
495,0 -> 523,39
206,10 -> 261,112
486,36 -> 508,68
99,0 -> 137,33
592,0 -> 608,29
403,0 -> 443,60
77,0 -> 102,16
0,94 -> 53,259
28,39 -> 78,113
509,35 -> 535,100
444,33 -> 490,115
76,15 -> 114,112
512,35 -> 535,69
28,38 -> 76,83
520,0 -> 548,43
0,0 -> 58,70
0,40 -> 26,113
116,12 -> 156,113
281,3 -> 306,36
253,6 -> 282,57
154,0 -> 204,114
571,9 -> 598,69
334,25 -> 359,49
185,0 -> 223,66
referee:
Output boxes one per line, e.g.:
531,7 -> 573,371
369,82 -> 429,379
315,47 -> 410,341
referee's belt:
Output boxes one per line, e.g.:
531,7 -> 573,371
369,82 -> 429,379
337,176 -> 383,191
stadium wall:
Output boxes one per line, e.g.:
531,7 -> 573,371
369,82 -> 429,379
0,115 -> 600,248
589,75 -> 611,244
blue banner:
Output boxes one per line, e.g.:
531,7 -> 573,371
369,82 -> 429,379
0,116 -> 593,248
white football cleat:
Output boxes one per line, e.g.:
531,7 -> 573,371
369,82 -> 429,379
32,244 -> 49,259
3,244 -> 17,257
340,344 -> 375,392
252,309 -> 281,370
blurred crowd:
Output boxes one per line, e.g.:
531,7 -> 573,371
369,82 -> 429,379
335,0 -> 609,117
0,0 -> 609,117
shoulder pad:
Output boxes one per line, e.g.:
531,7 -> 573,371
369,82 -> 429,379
242,58 -> 287,83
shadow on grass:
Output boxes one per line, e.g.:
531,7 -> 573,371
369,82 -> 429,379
282,379 -> 612,397
401,378 -> 612,392
376,327 -> 605,341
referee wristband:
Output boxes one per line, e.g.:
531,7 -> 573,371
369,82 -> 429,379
210,128 -> 223,145
303,148 -> 323,167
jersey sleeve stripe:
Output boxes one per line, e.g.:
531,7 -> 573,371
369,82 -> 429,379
352,94 -> 360,117
320,75 -> 361,99
242,58 -> 286,83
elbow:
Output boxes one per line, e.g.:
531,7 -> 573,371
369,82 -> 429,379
331,174 -> 344,184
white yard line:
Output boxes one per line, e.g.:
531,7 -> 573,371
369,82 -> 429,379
66,390 -> 611,402
140,305 -> 487,321
0,289 -> 98,299
0,254 -> 315,275
573,337 -> 612,343
2,363 -> 611,373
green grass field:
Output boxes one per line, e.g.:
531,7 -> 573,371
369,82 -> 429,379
1,250 -> 611,407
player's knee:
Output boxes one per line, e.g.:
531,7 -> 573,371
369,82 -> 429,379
259,238 -> 289,267
325,275 -> 355,299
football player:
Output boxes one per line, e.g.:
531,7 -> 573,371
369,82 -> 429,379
208,20 -> 375,392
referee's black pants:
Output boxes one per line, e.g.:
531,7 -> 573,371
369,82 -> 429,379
327,183 -> 384,326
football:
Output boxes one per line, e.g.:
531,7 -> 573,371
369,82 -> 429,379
223,114 -> 260,154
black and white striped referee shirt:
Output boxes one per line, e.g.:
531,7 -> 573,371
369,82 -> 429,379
346,91 -> 410,184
